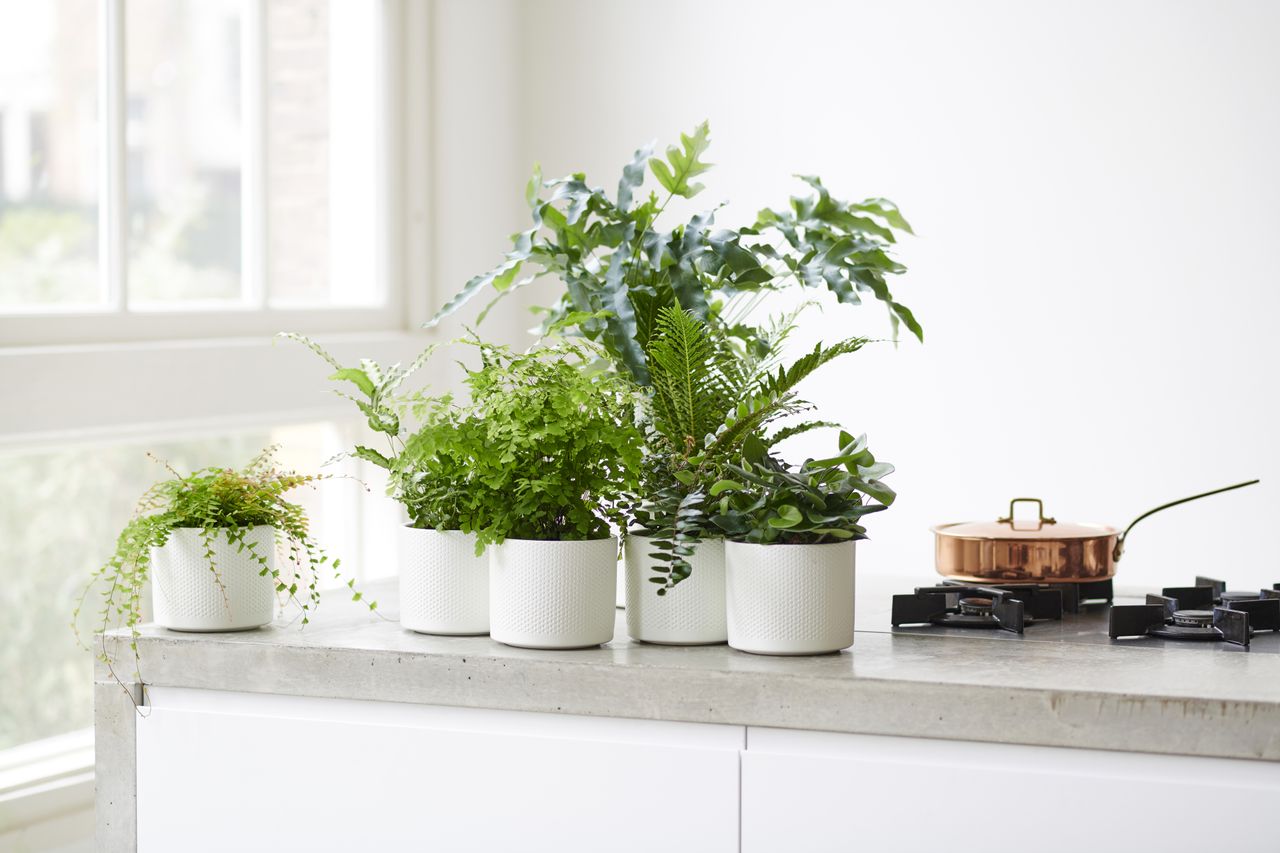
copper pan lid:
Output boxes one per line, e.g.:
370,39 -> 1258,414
932,498 -> 1117,541
932,520 -> 1117,541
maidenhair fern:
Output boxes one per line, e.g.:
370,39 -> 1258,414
74,448 -> 376,704
461,337 -> 645,548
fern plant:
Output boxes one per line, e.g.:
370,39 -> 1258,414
460,338 -> 645,548
427,121 -> 919,385
279,333 -> 493,532
635,305 -> 869,592
74,448 -> 375,698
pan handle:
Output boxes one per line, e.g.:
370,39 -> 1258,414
1114,479 -> 1260,562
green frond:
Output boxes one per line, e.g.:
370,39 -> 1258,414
705,336 -> 867,460
766,419 -> 841,448
645,306 -> 736,455
276,332 -> 342,370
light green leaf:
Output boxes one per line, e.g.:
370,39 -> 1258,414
328,368 -> 375,398
709,479 -> 745,496
853,198 -> 915,235
649,120 -> 713,199
351,445 -> 393,470
768,504 -> 803,528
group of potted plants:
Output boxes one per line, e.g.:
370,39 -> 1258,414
80,121 -> 918,681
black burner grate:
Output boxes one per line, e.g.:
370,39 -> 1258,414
892,583 -> 1064,634
1108,577 -> 1280,649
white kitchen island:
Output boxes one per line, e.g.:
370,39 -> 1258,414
95,575 -> 1280,852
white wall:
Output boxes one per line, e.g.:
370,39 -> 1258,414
428,0 -> 1279,591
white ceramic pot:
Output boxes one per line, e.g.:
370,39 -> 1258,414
489,537 -> 617,649
151,526 -> 276,632
725,540 -> 855,655
625,535 -> 726,645
399,526 -> 489,635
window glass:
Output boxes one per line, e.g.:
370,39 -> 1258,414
0,0 -> 99,309
266,0 -> 381,307
126,0 -> 243,304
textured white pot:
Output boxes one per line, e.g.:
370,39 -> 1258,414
489,537 -> 617,649
399,526 -> 489,636
725,540 -> 855,655
151,526 -> 276,632
625,536 -> 726,645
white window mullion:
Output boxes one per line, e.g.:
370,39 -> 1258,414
401,0 -> 432,328
241,0 -> 268,309
99,0 -> 127,313
328,0 -> 382,309
378,0 -> 406,327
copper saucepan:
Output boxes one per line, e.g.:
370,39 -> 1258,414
932,480 -> 1260,584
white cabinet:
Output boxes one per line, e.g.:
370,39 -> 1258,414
135,690 -> 1280,853
136,688 -> 742,853
741,728 -> 1280,853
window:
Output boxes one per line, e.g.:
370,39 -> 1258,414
0,1 -> 426,829
0,0 -> 401,346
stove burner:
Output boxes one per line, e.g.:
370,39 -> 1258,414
1171,609 -> 1213,628
1108,578 -> 1280,649
958,597 -> 993,616
943,578 -> 1112,614
892,584 -> 1064,634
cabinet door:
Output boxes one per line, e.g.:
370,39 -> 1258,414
137,688 -> 742,853
742,728 -> 1280,853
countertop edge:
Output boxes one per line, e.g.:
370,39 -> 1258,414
114,632 -> 1280,763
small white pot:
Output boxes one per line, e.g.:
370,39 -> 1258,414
151,526 -> 276,632
625,536 -> 726,645
489,537 -> 617,649
725,540 -> 855,655
399,526 -> 489,636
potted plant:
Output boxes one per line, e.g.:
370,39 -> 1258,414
74,448 -> 376,689
463,338 -> 643,650
626,305 -> 869,644
281,333 -> 492,636
709,432 -> 896,655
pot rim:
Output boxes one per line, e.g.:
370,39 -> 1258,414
931,521 -> 1119,541
497,535 -> 616,545
725,539 -> 855,549
401,523 -> 472,533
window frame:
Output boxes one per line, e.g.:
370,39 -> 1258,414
0,0 -> 416,348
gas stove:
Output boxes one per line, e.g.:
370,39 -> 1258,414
1108,577 -> 1280,648
890,579 -> 1111,634
865,575 -> 1280,654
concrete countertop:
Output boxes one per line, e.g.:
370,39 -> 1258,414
107,573 -> 1280,762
